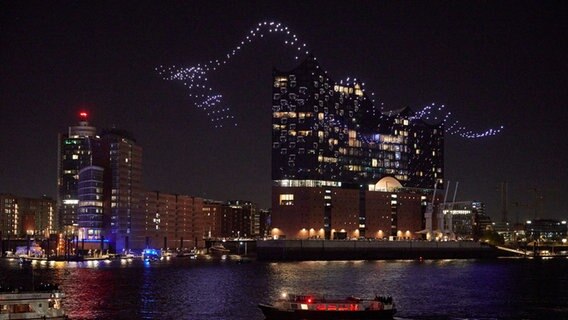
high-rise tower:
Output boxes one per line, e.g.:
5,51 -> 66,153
57,113 -> 144,252
57,112 -> 99,234
101,129 -> 144,251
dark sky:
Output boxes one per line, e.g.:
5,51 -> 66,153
1,1 -> 566,222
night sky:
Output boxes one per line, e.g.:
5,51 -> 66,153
1,1 -> 566,221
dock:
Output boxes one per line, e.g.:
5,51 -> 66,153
256,240 -> 500,261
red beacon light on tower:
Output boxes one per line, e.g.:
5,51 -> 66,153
79,111 -> 89,122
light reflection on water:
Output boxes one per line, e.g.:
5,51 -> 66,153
1,258 -> 568,319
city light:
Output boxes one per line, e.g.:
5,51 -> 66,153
158,20 -> 503,138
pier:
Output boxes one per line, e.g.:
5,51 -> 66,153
257,240 -> 500,261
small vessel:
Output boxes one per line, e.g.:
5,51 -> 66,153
142,248 -> 161,261
209,244 -> 230,254
0,284 -> 67,319
259,294 -> 396,320
176,248 -> 198,258
18,258 -> 32,266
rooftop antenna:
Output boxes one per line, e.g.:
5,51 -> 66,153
501,182 -> 508,222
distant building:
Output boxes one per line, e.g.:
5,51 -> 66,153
442,201 -> 488,240
202,200 -> 265,239
101,129 -> 144,251
57,112 -> 146,252
492,221 -> 514,242
270,56 -> 444,239
525,219 -> 567,242
257,208 -> 271,238
143,191 -> 204,249
221,200 -> 258,238
0,194 -> 56,238
203,200 -> 223,239
77,166 -> 105,240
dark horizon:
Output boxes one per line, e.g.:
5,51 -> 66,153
1,2 -> 566,221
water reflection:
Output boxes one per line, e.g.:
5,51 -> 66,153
1,258 -> 568,319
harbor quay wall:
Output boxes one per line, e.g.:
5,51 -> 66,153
256,240 -> 500,261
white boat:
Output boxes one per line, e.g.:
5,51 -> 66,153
0,285 -> 67,319
209,244 -> 230,254
176,248 -> 198,258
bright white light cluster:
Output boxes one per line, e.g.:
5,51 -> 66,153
156,21 -> 309,128
333,78 -> 503,139
157,21 -> 502,137
411,103 -> 504,138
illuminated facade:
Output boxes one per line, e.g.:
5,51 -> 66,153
442,201 -> 487,240
143,191 -> 204,249
202,200 -> 266,239
57,112 -> 98,234
272,56 -> 443,188
77,166 -> 105,240
203,200 -> 223,239
271,56 -> 444,239
57,113 -> 146,252
0,194 -> 56,238
221,200 -> 258,238
525,219 -> 567,242
102,129 -> 144,251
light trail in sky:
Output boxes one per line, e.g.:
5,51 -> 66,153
157,21 -> 503,138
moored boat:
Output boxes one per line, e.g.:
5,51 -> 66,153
142,248 -> 161,261
0,284 -> 67,319
209,245 -> 230,254
259,294 -> 395,320
176,248 -> 198,258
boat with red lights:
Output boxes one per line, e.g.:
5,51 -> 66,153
258,294 -> 396,319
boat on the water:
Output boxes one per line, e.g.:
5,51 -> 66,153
0,284 -> 67,319
176,248 -> 198,258
209,244 -> 230,254
258,294 -> 395,320
142,248 -> 161,261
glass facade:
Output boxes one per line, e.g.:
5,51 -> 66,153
77,166 -> 104,240
57,118 -> 98,234
271,56 -> 444,189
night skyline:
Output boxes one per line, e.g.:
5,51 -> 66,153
1,2 -> 566,221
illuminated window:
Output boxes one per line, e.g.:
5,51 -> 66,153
274,76 -> 287,88
279,194 -> 294,206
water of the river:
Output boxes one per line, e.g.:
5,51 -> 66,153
1,257 -> 567,319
